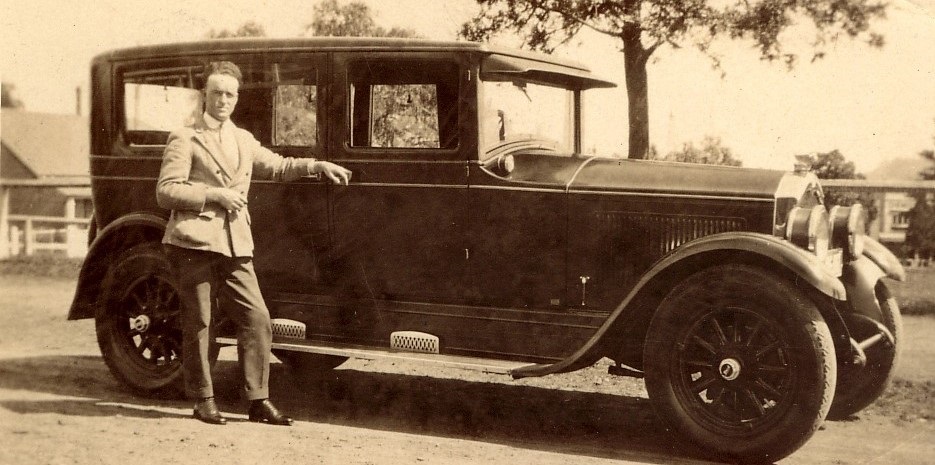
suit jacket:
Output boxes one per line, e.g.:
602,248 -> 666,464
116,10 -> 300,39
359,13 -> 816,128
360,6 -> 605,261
157,114 -> 316,257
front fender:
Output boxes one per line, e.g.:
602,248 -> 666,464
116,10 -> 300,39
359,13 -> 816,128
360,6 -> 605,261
862,236 -> 906,282
511,232 -> 845,378
840,237 -> 906,322
67,213 -> 167,320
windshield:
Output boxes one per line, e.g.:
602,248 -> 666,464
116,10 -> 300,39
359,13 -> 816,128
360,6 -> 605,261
479,79 -> 574,159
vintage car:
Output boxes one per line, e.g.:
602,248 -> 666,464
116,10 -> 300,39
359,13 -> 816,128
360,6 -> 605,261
70,38 -> 904,463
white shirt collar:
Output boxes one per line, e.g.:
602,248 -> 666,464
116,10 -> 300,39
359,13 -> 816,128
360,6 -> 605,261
203,111 -> 226,130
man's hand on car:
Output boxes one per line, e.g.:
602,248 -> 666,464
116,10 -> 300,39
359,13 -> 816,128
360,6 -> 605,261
312,161 -> 352,185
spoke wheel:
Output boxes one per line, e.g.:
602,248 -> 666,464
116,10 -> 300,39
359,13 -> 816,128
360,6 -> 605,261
827,282 -> 902,420
675,307 -> 796,434
645,264 -> 836,463
96,243 -> 187,397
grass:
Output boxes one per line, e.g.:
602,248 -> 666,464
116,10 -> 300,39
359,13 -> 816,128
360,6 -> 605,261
0,255 -> 83,279
890,267 -> 935,317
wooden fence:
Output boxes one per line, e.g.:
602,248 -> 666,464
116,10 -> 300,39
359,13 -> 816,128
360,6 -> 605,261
0,178 -> 92,259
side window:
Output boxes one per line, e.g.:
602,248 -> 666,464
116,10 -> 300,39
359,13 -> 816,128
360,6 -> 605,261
120,61 -> 318,149
348,60 -> 459,150
123,66 -> 203,145
271,63 -> 318,148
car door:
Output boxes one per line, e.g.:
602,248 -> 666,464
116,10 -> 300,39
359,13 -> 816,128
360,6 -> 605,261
240,54 -> 333,297
323,52 -> 471,343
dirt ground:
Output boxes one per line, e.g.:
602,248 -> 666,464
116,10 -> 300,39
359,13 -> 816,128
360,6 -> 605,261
0,274 -> 933,465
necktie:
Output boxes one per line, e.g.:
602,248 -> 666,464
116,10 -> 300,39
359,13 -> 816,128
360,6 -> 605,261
217,124 -> 239,171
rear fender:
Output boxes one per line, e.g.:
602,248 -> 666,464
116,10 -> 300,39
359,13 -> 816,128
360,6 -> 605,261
67,213 -> 166,320
511,232 -> 846,378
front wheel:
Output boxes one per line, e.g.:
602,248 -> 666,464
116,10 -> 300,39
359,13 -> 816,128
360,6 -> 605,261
644,264 -> 836,463
827,283 -> 902,420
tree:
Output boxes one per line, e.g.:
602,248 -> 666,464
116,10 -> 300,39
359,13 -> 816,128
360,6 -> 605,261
209,20 -> 266,39
920,149 -> 935,181
795,150 -> 877,221
653,136 -> 742,166
304,1 -> 431,148
461,0 -> 887,160
905,147 -> 935,262
305,0 -> 417,38
1,82 -> 24,108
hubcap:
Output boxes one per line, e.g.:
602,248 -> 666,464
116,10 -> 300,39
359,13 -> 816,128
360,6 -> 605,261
131,314 -> 151,332
718,358 -> 741,381
676,307 -> 795,431
117,273 -> 182,369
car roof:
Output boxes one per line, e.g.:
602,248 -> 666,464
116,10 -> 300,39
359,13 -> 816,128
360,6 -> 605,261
93,37 -> 591,72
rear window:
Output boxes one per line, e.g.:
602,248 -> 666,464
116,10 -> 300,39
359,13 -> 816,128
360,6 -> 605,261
120,62 -> 320,149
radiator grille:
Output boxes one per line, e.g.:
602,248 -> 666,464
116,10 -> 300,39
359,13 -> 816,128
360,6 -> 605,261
271,319 -> 306,339
390,331 -> 440,354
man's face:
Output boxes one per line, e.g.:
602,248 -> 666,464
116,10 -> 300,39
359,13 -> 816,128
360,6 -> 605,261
204,73 -> 239,122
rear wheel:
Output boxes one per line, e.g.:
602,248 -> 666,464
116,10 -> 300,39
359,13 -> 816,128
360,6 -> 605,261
644,264 -> 836,463
95,242 -> 218,397
827,283 -> 902,420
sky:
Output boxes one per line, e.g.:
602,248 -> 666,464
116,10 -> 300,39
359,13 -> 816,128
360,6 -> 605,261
2,0 -> 934,173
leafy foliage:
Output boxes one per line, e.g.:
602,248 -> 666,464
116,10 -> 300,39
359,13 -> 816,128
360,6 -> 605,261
305,1 -> 432,148
653,136 -> 742,166
795,150 -> 877,221
371,85 -> 440,148
305,0 -> 418,38
906,148 -> 935,260
209,20 -> 266,39
461,0 -> 888,159
274,85 -> 318,147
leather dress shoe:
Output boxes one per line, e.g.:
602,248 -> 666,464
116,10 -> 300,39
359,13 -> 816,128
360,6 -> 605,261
193,397 -> 226,425
248,399 -> 293,426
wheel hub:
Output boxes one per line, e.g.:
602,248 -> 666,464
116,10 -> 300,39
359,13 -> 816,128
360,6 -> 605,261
131,314 -> 151,332
718,357 -> 742,381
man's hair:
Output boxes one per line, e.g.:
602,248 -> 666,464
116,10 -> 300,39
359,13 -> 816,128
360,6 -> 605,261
203,61 -> 242,86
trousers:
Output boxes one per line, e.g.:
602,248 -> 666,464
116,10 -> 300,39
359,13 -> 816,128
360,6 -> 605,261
166,245 -> 272,401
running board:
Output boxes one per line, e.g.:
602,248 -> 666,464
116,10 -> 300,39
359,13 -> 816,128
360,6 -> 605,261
214,337 -> 537,375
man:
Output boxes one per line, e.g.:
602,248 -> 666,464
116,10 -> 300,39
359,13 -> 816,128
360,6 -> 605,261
156,61 -> 351,426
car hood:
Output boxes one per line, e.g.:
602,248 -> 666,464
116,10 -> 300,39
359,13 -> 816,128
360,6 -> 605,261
503,153 -> 790,199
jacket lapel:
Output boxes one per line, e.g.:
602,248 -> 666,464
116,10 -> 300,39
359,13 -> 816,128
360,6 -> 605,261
190,114 -> 235,180
230,121 -> 251,180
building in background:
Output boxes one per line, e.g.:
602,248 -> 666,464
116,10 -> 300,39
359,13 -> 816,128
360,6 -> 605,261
822,179 -> 935,254
1,109 -> 91,257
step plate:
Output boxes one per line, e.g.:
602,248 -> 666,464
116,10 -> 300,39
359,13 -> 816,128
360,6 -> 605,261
390,331 -> 439,354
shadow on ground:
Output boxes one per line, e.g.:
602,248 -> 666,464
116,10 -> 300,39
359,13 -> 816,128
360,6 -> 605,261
0,355 -> 715,464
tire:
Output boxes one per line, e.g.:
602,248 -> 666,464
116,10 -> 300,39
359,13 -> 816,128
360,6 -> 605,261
273,350 -> 347,392
95,242 -> 218,397
827,283 -> 902,420
644,264 -> 836,463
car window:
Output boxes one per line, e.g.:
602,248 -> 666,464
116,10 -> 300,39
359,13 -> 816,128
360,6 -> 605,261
123,66 -> 203,145
347,60 -> 459,150
120,61 -> 319,149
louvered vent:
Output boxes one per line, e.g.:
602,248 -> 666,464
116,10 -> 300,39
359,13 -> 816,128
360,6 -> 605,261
390,331 -> 440,354
598,212 -> 745,255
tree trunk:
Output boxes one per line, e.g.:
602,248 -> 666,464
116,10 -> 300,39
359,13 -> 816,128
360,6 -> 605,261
621,20 -> 650,159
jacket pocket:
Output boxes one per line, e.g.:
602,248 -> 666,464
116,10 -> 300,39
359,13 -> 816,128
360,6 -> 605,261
171,210 -> 215,246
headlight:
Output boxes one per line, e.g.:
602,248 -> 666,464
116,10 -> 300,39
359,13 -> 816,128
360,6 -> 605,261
786,205 -> 831,255
829,204 -> 867,260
